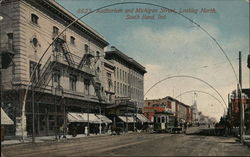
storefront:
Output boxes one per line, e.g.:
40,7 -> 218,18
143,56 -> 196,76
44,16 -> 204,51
135,114 -> 152,130
1,108 -> 14,141
67,112 -> 112,135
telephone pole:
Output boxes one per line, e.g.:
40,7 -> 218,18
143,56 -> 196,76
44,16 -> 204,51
239,51 -> 244,143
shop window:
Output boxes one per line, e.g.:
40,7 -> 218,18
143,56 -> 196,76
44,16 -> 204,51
31,13 -> 39,24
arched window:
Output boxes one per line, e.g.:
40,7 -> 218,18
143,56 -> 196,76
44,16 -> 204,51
31,13 -> 39,24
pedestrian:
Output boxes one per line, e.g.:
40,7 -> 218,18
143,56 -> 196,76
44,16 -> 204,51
184,122 -> 187,134
95,125 -> 99,135
58,125 -> 64,139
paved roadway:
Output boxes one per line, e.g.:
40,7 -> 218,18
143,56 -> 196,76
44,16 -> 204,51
2,127 -> 250,156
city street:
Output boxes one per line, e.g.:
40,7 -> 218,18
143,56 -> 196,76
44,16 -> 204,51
2,127 -> 250,156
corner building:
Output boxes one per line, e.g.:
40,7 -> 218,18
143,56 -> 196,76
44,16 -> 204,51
0,0 -> 109,137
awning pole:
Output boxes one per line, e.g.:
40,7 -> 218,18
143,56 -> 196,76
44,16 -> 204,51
87,104 -> 90,136
99,105 -> 101,134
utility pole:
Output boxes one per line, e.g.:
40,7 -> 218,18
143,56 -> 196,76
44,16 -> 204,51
239,51 -> 244,143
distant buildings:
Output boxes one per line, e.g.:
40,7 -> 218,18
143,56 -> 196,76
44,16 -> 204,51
144,96 -> 215,125
228,88 -> 250,133
144,96 -> 193,123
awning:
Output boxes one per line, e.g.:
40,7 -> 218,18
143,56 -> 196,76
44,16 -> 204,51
67,112 -> 112,124
67,112 -> 100,124
96,114 -> 112,123
136,114 -> 151,123
118,116 -> 135,123
1,108 -> 14,125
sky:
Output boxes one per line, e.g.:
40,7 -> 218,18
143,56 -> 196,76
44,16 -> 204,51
56,0 -> 249,121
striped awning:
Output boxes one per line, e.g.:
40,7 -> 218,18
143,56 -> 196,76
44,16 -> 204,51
67,112 -> 100,124
96,114 -> 112,123
67,112 -> 112,124
1,108 -> 14,125
118,116 -> 135,123
136,114 -> 151,123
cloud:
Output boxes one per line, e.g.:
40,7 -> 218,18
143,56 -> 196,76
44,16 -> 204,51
116,24 -> 248,121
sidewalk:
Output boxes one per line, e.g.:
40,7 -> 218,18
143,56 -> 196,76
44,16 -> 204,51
243,135 -> 250,147
1,133 -> 108,146
1,131 -> 137,147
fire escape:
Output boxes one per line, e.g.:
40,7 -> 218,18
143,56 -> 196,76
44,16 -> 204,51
78,45 -> 104,102
34,32 -> 104,102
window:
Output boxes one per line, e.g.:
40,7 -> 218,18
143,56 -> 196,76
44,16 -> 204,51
123,84 -> 125,96
120,83 -> 122,95
114,81 -> 116,93
31,13 -> 39,24
7,33 -> 13,50
70,36 -> 75,45
69,74 -> 77,91
108,79 -> 112,91
84,44 -> 89,53
123,71 -> 124,82
96,67 -> 100,73
157,117 -> 161,123
117,83 -> 119,95
120,69 -> 122,80
125,72 -> 127,83
107,72 -> 111,78
30,61 -> 41,82
32,37 -> 38,47
53,26 -> 59,35
84,79 -> 90,95
117,68 -> 119,80
53,70 -> 60,85
96,51 -> 100,58
161,117 -> 165,123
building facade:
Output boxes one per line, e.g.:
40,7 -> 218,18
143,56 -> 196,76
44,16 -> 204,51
105,46 -> 146,111
144,96 -> 192,123
0,0 -> 109,137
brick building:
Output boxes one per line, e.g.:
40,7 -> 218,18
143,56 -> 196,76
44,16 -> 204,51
144,96 -> 192,123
